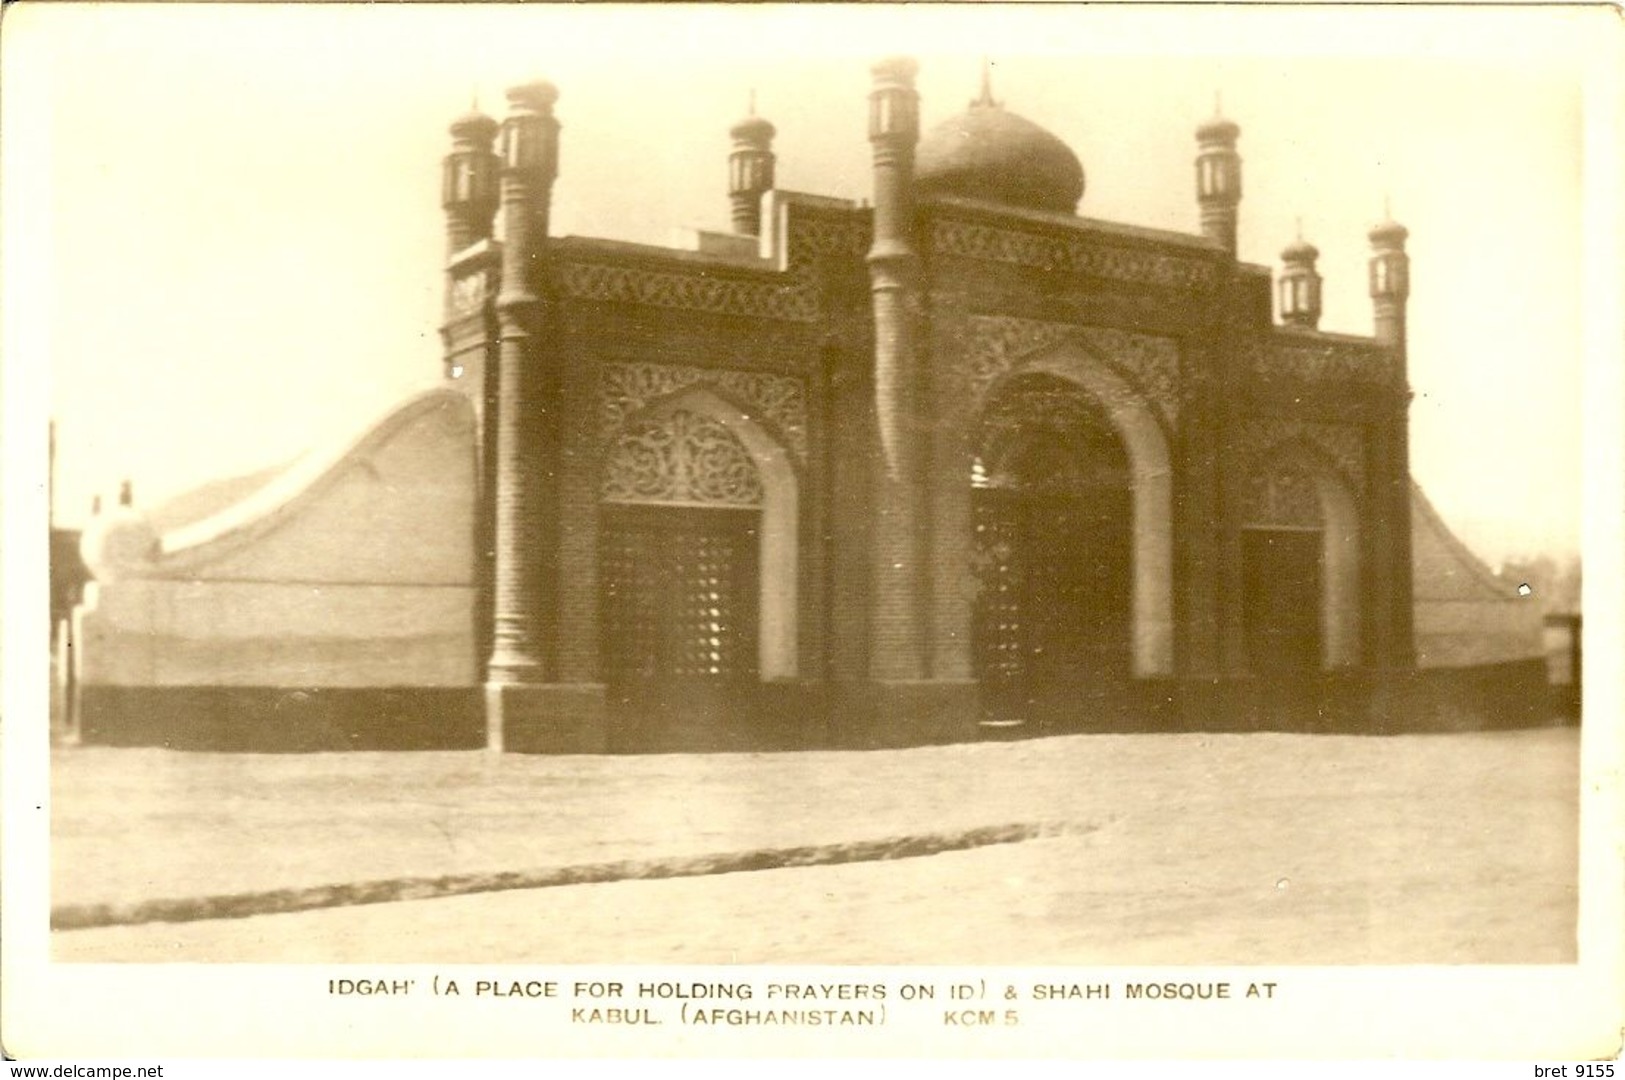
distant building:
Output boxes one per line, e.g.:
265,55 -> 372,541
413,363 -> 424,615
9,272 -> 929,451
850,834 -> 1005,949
48,425 -> 91,741
49,527 -> 88,642
67,59 -> 1548,751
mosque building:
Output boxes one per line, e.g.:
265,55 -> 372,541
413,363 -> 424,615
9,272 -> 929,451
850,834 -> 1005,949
66,58 -> 1546,751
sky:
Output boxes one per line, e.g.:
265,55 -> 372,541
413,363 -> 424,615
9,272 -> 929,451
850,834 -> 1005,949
6,3 -> 1601,567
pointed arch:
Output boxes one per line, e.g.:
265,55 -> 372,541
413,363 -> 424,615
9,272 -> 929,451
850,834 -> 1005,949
1243,438 -> 1362,671
988,344 -> 1175,677
608,386 -> 799,680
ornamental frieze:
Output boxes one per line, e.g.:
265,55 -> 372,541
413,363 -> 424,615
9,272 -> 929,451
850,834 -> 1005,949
960,314 -> 1181,430
601,408 -> 764,508
1238,417 -> 1365,492
599,361 -> 808,464
784,214 -> 869,268
1251,338 -> 1398,387
932,219 -> 1218,291
560,260 -> 818,323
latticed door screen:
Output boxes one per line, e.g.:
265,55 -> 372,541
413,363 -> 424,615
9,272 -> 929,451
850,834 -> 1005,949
600,506 -> 760,714
973,377 -> 1135,723
973,500 -> 1025,685
974,489 -> 1133,718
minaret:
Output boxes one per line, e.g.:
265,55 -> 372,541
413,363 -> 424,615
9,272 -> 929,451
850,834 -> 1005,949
865,55 -> 928,684
1368,208 -> 1410,346
486,80 -> 561,720
1195,103 -> 1242,255
442,104 -> 501,256
1368,205 -> 1416,674
728,93 -> 776,237
1278,222 -> 1323,330
866,56 -> 920,478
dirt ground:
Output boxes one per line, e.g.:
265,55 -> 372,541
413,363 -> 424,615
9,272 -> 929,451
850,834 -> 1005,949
51,728 -> 1579,964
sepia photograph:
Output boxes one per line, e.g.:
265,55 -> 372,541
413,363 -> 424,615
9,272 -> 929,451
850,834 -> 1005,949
3,0 -> 1620,1063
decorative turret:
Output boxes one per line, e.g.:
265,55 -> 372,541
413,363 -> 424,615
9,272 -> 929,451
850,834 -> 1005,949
1278,222 -> 1323,330
1195,102 -> 1242,255
442,104 -> 501,255
1368,206 -> 1410,346
497,81 -> 561,294
867,56 -> 920,264
727,93 -> 776,237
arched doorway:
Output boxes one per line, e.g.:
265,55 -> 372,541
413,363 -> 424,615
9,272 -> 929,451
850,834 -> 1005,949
1241,466 -> 1324,676
1240,448 -> 1361,724
972,375 -> 1134,729
598,389 -> 797,751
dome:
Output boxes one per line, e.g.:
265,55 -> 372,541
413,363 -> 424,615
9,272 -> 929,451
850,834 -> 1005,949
1196,115 -> 1240,144
1281,237 -> 1319,262
916,98 -> 1084,214
730,113 -> 775,142
1369,217 -> 1409,245
449,108 -> 498,142
506,80 -> 558,113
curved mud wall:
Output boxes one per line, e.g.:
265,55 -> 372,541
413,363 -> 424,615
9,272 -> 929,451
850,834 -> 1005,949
72,389 -> 483,750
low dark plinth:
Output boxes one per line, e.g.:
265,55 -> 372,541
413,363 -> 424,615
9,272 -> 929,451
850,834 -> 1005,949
78,685 -> 484,752
489,682 -> 608,754
831,679 -> 982,749
1400,660 -> 1554,732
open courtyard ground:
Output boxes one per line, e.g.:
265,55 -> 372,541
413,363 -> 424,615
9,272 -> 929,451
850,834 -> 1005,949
51,728 -> 1579,964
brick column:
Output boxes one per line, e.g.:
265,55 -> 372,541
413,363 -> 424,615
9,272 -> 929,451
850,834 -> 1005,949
1361,215 -> 1417,734
1369,220 -> 1416,671
486,82 -> 558,696
865,56 -> 929,685
482,81 -> 605,753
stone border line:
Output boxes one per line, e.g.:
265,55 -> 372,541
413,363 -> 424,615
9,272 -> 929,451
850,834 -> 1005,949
52,821 -> 1092,931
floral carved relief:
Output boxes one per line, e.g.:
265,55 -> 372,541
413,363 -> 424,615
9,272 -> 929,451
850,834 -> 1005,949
1238,418 -> 1366,493
933,219 -> 1218,291
601,408 -> 764,507
1251,338 -> 1399,387
559,261 -> 818,323
960,315 -> 1181,431
784,214 -> 869,269
599,361 -> 808,465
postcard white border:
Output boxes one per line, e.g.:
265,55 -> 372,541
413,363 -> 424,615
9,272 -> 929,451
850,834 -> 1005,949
3,2 -> 1621,1064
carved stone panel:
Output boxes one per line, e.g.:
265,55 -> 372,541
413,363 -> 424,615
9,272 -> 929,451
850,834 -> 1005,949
977,381 -> 1132,495
560,261 -> 818,323
601,408 -> 764,507
599,362 -> 808,464
1250,338 -> 1399,387
1238,417 -> 1365,492
960,314 -> 1181,430
932,219 -> 1218,291
784,213 -> 869,268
